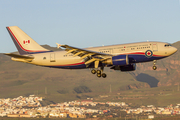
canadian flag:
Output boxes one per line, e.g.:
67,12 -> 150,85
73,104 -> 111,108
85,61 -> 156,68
23,40 -> 30,44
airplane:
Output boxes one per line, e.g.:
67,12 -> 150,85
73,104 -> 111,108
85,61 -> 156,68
5,26 -> 177,78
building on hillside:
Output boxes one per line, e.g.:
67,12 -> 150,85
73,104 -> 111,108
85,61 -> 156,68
59,112 -> 67,118
19,114 -> 31,118
148,115 -> 154,119
69,113 -> 78,118
81,100 -> 92,103
7,114 -> 19,117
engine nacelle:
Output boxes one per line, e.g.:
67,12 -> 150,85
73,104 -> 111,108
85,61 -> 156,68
110,64 -> 136,71
120,64 -> 136,71
112,55 -> 129,65
104,55 -> 129,66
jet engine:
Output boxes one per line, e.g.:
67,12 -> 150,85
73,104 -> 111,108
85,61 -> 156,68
104,55 -> 129,66
120,64 -> 136,71
110,63 -> 136,71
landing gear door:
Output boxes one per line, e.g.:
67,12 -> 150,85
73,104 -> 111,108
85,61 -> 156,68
50,53 -> 56,62
152,43 -> 158,51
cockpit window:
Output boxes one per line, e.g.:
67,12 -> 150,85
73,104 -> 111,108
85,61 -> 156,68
164,44 -> 172,47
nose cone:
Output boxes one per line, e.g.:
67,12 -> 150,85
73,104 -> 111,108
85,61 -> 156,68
171,47 -> 177,55
173,47 -> 177,53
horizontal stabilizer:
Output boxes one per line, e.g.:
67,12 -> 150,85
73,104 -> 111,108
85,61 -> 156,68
4,53 -> 34,59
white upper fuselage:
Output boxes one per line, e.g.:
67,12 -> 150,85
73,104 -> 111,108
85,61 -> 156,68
6,26 -> 177,70
27,41 -> 177,69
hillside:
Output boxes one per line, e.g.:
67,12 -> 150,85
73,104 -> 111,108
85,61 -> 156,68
0,52 -> 148,104
0,42 -> 180,106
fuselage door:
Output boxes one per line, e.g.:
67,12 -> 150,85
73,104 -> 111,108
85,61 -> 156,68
50,53 -> 56,62
152,43 -> 158,51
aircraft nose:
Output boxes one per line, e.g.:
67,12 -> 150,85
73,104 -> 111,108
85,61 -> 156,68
171,47 -> 178,55
172,47 -> 177,54
166,46 -> 177,56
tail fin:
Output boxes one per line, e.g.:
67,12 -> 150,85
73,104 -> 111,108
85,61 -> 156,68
6,26 -> 50,55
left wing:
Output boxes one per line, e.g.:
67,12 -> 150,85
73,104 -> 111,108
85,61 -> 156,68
60,44 -> 113,68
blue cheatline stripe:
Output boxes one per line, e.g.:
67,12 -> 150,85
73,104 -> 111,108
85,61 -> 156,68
44,55 -> 166,69
29,51 -> 54,54
128,54 -> 166,63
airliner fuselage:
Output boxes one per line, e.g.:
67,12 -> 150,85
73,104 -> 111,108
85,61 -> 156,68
24,42 -> 176,69
6,26 -> 177,78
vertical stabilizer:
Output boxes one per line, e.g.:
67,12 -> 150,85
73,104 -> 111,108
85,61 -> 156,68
6,26 -> 50,55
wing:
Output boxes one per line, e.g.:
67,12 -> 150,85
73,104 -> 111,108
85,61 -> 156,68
60,44 -> 112,68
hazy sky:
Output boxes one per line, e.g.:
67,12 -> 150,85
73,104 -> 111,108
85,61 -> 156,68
1,0 -> 180,53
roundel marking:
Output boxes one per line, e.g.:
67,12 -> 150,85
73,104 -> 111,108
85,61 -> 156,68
145,50 -> 153,58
